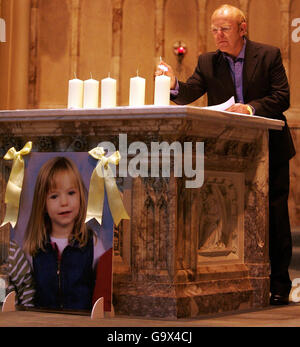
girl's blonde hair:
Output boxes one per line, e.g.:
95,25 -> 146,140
23,156 -> 88,256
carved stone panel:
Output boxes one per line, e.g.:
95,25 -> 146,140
140,177 -> 170,271
196,171 -> 244,265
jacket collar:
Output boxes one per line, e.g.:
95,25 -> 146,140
213,38 -> 259,101
242,38 -> 259,97
213,50 -> 236,99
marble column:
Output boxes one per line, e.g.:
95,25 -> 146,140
197,0 -> 207,55
112,0 -> 123,104
8,0 -> 31,109
155,0 -> 165,63
28,0 -> 38,108
279,0 -> 291,78
69,0 -> 80,78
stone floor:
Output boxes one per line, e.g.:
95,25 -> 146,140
1,302 -> 300,327
1,268 -> 300,328
2,268 -> 300,328
2,229 -> 300,328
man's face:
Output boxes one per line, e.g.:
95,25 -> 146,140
211,11 -> 246,57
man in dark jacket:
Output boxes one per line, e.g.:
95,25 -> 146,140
156,4 -> 295,305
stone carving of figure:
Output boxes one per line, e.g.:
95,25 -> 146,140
198,185 -> 226,251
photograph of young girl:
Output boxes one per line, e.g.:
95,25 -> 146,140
10,152 -> 114,312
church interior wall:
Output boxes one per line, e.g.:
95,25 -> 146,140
0,0 -> 299,227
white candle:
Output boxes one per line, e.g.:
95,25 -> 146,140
101,77 -> 117,108
67,78 -> 83,108
154,75 -> 170,106
83,78 -> 99,108
129,76 -> 146,106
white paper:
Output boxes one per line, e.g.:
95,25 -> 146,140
202,96 -> 235,111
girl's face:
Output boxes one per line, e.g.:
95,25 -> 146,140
46,170 -> 80,237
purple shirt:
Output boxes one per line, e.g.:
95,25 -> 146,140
223,39 -> 246,104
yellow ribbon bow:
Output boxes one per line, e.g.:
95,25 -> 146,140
1,141 -> 32,228
86,147 -> 130,226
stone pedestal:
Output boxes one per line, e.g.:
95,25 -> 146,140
0,106 -> 284,318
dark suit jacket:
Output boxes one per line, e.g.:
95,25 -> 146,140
171,39 -> 295,164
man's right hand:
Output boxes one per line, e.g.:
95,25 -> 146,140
155,60 -> 177,90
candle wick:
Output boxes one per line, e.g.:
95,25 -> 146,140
90,72 -> 92,79
136,69 -> 139,77
74,72 -> 77,79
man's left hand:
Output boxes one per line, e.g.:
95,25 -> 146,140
226,103 -> 252,115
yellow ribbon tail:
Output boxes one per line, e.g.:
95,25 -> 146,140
1,205 -> 17,228
1,181 -> 22,228
1,141 -> 32,229
104,173 -> 130,227
86,168 -> 105,225
86,147 -> 130,226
